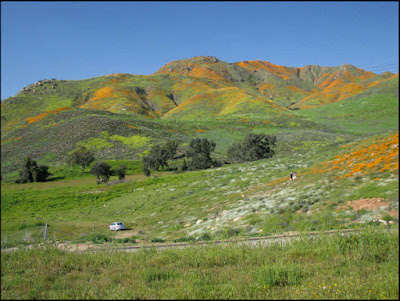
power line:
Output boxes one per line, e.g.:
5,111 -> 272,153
367,66 -> 398,72
368,67 -> 399,72
363,63 -> 398,69
363,64 -> 399,73
359,62 -> 398,69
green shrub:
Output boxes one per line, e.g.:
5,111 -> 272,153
228,133 -> 277,163
113,237 -> 137,244
142,155 -> 151,176
173,236 -> 196,243
186,138 -> 216,170
255,262 -> 306,288
76,234 -> 112,244
142,141 -> 180,172
67,146 -> 95,174
145,268 -> 177,283
90,161 -> 112,184
151,238 -> 165,243
197,232 -> 212,241
114,165 -> 127,180
16,156 -> 51,183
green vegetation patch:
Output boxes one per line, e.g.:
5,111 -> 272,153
1,228 -> 398,299
76,137 -> 114,151
109,134 -> 151,149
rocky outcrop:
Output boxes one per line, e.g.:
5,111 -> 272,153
20,79 -> 65,93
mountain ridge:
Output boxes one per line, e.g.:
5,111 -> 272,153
2,56 -> 397,125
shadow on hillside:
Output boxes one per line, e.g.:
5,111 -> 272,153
47,176 -> 66,182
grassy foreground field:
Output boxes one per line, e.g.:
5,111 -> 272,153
1,130 -> 398,246
1,227 -> 398,299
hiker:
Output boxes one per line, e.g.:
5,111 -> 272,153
290,172 -> 297,181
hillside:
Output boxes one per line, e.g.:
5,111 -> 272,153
2,56 -> 395,128
295,76 -> 399,134
1,56 -> 398,178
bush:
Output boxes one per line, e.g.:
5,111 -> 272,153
164,140 -> 180,159
142,156 -> 151,176
90,161 -> 112,184
151,238 -> 165,243
67,146 -> 95,173
114,165 -> 127,180
173,236 -> 196,243
228,133 -> 277,163
186,138 -> 216,171
142,140 -> 180,173
76,234 -> 112,244
32,165 -> 51,182
113,237 -> 137,244
197,232 -> 212,241
211,158 -> 223,168
16,156 -> 51,183
256,262 -> 306,288
146,145 -> 168,171
181,158 -> 188,171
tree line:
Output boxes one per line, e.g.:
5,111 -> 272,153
141,133 -> 277,176
15,133 -> 277,184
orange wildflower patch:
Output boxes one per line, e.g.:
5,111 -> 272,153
267,177 -> 287,186
106,73 -> 130,84
90,86 -> 117,102
3,119 -> 21,132
317,72 -> 342,89
299,79 -> 369,106
313,133 -> 399,178
366,80 -> 381,88
25,107 -> 70,124
159,62 -> 230,83
258,83 -> 276,96
83,85 -> 150,113
335,83 -> 365,102
287,85 -> 309,94
352,68 -> 376,81
196,129 -> 206,133
126,124 -> 136,129
1,136 -> 23,144
189,65 -> 227,82
237,60 -> 293,80
342,71 -> 356,82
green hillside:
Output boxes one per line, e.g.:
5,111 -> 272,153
1,130 -> 398,243
295,76 -> 399,134
1,56 -> 398,252
2,57 -> 397,180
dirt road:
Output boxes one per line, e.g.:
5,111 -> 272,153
3,228 -> 396,253
99,229 -> 363,253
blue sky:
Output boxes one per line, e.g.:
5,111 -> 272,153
1,1 -> 398,100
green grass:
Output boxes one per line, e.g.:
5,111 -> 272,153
1,129 -> 398,247
295,78 -> 399,135
1,227 -> 398,299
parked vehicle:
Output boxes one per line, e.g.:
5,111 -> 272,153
109,222 -> 126,231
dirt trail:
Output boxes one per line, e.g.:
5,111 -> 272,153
3,229 -> 397,254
